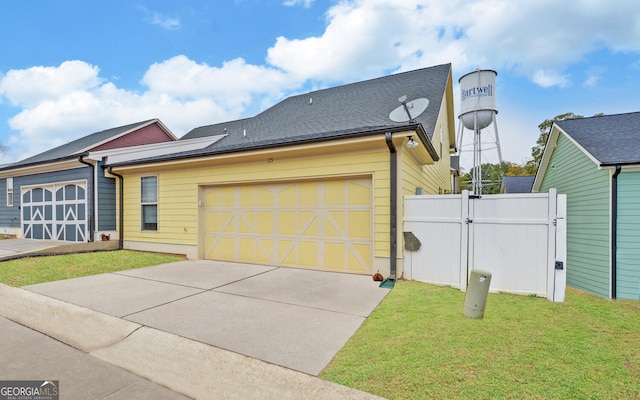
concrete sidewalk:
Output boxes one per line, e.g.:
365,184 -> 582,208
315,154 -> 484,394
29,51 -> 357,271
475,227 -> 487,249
0,239 -> 68,258
0,261 -> 388,399
0,238 -> 118,260
0,316 -> 190,400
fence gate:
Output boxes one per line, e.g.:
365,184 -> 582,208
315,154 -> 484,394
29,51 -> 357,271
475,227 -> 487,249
404,190 -> 566,302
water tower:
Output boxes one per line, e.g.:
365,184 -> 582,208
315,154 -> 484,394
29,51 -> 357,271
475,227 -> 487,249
456,69 -> 502,194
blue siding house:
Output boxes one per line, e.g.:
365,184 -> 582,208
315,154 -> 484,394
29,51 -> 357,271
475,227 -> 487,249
534,112 -> 640,300
0,119 -> 176,242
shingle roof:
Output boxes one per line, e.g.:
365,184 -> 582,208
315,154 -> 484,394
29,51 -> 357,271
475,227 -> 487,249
556,112 -> 640,165
4,119 -> 157,169
123,64 -> 451,165
501,176 -> 534,193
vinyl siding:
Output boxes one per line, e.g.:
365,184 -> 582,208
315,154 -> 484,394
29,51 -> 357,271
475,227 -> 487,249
539,133 -> 611,298
401,149 -> 429,198
90,122 -> 173,151
399,146 -> 431,259
616,172 -> 640,300
422,95 -> 454,194
96,160 -> 117,230
0,177 -> 19,229
121,146 -> 392,257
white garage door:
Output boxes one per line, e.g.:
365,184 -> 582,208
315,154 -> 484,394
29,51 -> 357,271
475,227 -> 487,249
203,177 -> 373,274
21,182 -> 88,242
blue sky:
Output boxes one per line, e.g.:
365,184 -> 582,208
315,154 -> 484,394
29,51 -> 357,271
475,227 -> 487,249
1,0 -> 640,169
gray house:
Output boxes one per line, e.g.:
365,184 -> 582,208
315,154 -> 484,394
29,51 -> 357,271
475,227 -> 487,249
0,120 -> 176,242
533,112 -> 640,300
500,176 -> 534,193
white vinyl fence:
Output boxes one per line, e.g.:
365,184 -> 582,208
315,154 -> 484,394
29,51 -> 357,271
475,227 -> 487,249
403,190 -> 566,302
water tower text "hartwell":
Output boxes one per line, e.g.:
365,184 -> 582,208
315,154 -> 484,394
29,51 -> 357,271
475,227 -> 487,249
461,84 -> 494,101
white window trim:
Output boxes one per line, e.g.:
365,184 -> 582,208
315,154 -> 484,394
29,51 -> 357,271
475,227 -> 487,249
140,175 -> 158,232
6,177 -> 13,207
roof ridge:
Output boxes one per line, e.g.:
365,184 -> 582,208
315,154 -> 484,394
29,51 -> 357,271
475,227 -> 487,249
290,63 -> 452,98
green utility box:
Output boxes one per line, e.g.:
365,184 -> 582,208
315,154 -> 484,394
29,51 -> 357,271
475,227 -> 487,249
463,269 -> 492,319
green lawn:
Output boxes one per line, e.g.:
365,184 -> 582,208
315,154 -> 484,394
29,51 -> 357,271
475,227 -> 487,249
0,250 -> 185,287
322,281 -> 640,400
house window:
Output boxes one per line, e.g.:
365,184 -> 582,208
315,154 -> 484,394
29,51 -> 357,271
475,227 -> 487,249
141,176 -> 158,231
6,177 -> 13,207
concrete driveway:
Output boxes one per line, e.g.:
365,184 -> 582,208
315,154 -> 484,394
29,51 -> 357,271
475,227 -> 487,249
0,238 -> 68,258
23,260 -> 390,376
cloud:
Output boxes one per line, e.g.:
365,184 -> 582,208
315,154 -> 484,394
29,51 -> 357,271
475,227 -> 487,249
582,66 -> 605,87
283,0 -> 315,7
0,61 -> 102,107
148,13 -> 180,30
141,56 -> 294,108
268,0 -> 460,82
532,70 -> 570,88
583,75 -> 599,87
137,5 -> 180,30
268,0 -> 640,87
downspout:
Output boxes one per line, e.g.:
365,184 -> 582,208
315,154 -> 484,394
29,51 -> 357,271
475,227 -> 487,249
78,155 -> 95,242
107,166 -> 124,250
385,132 -> 397,282
611,164 -> 622,299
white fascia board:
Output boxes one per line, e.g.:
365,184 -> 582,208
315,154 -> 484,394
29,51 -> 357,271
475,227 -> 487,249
87,135 -> 227,164
0,159 -> 82,178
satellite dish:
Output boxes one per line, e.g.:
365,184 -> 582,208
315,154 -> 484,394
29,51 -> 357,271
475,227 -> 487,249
389,97 -> 429,122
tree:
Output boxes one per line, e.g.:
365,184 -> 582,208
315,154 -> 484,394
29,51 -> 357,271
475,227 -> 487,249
527,112 -> 583,171
505,161 -> 536,176
460,162 -> 511,194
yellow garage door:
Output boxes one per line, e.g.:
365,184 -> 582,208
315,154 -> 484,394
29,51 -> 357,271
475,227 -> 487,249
203,177 -> 372,274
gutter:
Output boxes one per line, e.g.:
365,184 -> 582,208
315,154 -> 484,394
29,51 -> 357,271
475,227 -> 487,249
0,153 -> 83,174
108,124 -> 439,169
385,132 -> 397,284
78,155 -> 95,242
107,166 -> 124,250
611,164 -> 622,299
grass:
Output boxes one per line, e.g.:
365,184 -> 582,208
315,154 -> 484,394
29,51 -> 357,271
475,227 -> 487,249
0,250 -> 185,287
321,281 -> 640,400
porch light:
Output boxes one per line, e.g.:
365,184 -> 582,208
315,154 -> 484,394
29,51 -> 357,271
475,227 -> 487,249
406,136 -> 419,149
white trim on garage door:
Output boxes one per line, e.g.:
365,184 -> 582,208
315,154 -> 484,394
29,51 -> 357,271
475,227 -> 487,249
21,180 -> 88,242
202,176 -> 373,274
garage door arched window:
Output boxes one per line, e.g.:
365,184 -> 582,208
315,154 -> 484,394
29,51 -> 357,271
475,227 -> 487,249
141,176 -> 158,231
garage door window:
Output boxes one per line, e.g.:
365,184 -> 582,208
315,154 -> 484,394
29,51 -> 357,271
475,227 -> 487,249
141,176 -> 158,231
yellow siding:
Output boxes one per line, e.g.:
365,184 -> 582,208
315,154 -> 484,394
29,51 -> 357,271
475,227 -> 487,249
423,94 -> 455,194
120,144 -> 392,258
401,149 -> 428,197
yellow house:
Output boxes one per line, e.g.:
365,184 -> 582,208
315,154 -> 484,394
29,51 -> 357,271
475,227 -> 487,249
106,63 -> 456,280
